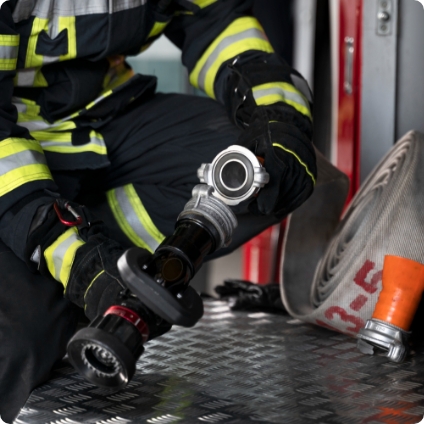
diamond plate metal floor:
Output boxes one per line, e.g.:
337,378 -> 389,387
16,300 -> 424,424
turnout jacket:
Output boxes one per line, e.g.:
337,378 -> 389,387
0,0 -> 313,219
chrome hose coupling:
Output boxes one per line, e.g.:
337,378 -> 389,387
197,145 -> 269,206
178,184 -> 237,249
357,318 -> 411,363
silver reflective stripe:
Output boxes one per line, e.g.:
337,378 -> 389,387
40,135 -> 106,150
112,0 -> 147,13
13,102 -> 27,114
20,120 -> 51,131
0,150 -> 46,177
50,231 -> 82,280
197,28 -> 267,91
0,45 -> 18,60
13,0 -> 146,21
16,69 -> 37,86
115,187 -> 160,252
291,74 -> 313,103
253,86 -> 309,110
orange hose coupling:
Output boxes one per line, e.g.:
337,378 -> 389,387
357,255 -> 424,362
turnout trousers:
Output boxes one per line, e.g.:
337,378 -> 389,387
0,93 -> 280,423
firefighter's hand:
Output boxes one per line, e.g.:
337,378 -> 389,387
238,107 -> 316,217
67,235 -> 172,339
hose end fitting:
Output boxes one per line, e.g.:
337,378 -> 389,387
357,318 -> 410,363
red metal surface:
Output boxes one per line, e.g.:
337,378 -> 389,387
242,223 -> 282,285
105,305 -> 149,343
244,2 -> 364,283
337,0 -> 363,201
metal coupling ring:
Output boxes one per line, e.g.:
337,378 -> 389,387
356,318 -> 411,363
197,145 -> 269,206
178,184 -> 237,249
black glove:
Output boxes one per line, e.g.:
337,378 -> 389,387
238,105 -> 317,218
215,279 -> 286,313
67,233 -> 172,339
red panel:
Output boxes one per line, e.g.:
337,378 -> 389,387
337,0 -> 363,200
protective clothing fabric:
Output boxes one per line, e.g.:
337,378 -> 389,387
280,132 -> 424,337
0,0 -> 312,228
0,239 -> 78,424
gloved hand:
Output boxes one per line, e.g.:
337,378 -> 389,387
0,194 -> 172,338
238,105 -> 317,218
215,279 -> 286,313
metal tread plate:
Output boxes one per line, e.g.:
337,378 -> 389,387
16,300 -> 424,424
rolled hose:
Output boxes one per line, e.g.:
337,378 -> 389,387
280,131 -> 424,336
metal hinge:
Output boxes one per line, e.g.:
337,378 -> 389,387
377,0 -> 393,35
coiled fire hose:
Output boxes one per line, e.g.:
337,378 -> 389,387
280,131 -> 424,360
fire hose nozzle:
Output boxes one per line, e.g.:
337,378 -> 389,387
357,255 -> 424,362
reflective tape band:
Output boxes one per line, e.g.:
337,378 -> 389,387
15,98 -> 77,131
0,34 -> 19,47
148,21 -> 170,39
25,17 -> 48,69
190,17 -> 274,98
106,184 -> 165,253
0,137 -> 53,196
15,68 -> 48,87
31,130 -> 107,155
252,82 -> 312,120
44,227 -> 85,287
0,34 -> 19,71
187,0 -> 217,8
24,16 -> 77,81
273,143 -> 316,185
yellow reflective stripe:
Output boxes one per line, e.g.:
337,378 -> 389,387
58,17 -> 77,61
273,143 -> 316,185
252,82 -> 312,120
124,184 -> 165,244
31,130 -> 107,155
0,137 -> 53,196
106,185 -> 165,253
25,17 -> 77,68
191,0 -> 217,8
0,165 -> 52,197
0,34 -> 19,47
0,137 -> 44,158
190,17 -> 274,98
25,18 -> 48,68
0,34 -> 19,70
148,21 -> 170,38
84,270 -> 105,301
44,227 -> 85,287
0,58 -> 17,70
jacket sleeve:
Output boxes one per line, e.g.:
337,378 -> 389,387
0,1 -> 56,219
165,0 -> 313,129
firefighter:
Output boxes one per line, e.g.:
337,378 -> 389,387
0,0 -> 316,421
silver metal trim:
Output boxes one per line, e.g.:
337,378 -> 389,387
197,145 -> 269,206
357,318 -> 410,363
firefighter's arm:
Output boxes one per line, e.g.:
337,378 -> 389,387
166,0 -> 316,216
